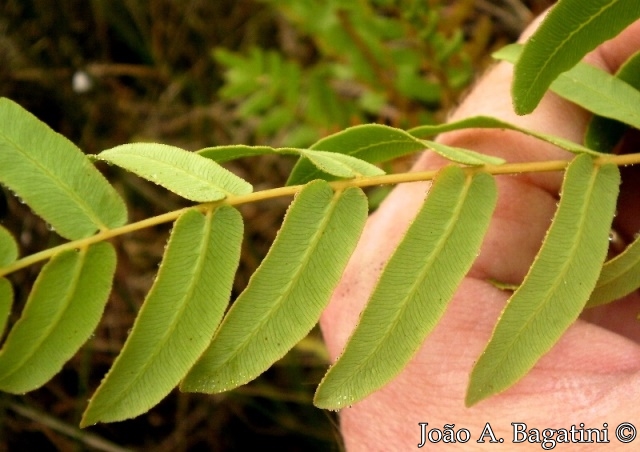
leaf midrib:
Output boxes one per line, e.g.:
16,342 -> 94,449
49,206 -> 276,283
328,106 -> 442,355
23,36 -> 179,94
212,188 -> 346,376
0,131 -> 108,232
557,65 -> 640,127
331,172 -> 475,387
302,151 -> 354,178
103,151 -> 237,198
518,0 -> 617,106
0,249 -> 86,383
300,136 -> 424,181
95,210 -> 214,413
479,162 -> 600,381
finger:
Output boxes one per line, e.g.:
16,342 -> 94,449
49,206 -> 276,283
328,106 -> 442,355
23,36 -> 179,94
321,17 -> 640,360
320,16 -> 640,450
321,16 -> 640,450
338,280 -> 640,451
428,19 -> 640,285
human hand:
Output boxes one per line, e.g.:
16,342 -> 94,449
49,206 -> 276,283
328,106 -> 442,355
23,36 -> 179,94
320,13 -> 640,451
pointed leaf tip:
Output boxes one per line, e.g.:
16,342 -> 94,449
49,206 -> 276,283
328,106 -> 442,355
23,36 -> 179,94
410,114 -> 598,156
587,232 -> 640,308
422,140 -> 506,166
301,150 -> 385,179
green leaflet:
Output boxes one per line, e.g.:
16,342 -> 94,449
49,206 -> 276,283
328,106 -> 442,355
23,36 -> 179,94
81,207 -> 243,427
287,124 -> 502,185
0,98 -> 127,239
467,155 -> 620,406
410,115 -> 599,156
585,50 -> 640,152
0,225 -> 15,339
314,166 -> 497,410
180,180 -> 367,394
198,145 -> 384,179
0,243 -> 116,393
198,145 -> 276,163
421,141 -> 505,165
0,225 -> 18,267
300,150 -> 385,179
587,234 -> 640,308
0,278 -> 12,339
496,45 -> 640,131
97,143 -> 253,202
511,0 -> 640,114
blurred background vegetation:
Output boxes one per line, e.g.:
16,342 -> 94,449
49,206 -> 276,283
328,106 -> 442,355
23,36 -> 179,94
0,0 -> 554,450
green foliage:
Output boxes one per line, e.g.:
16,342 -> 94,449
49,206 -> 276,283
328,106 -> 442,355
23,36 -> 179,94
0,279 -> 12,339
410,114 -> 600,155
286,123 -> 505,186
585,50 -> 640,151
0,243 -> 116,394
181,181 -> 368,394
96,144 -> 253,202
0,226 -> 18,267
0,0 -> 639,433
0,98 -> 127,240
315,166 -> 497,409
213,0 -> 479,147
197,143 -> 386,179
287,124 -> 430,184
213,47 -> 315,146
588,235 -> 640,307
467,155 -> 620,405
497,44 -> 640,130
82,207 -> 243,426
512,0 -> 640,114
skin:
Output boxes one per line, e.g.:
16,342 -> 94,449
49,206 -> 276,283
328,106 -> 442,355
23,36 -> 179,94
319,14 -> 640,451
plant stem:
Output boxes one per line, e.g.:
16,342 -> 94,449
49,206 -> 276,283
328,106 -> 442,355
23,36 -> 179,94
1,152 -> 639,277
